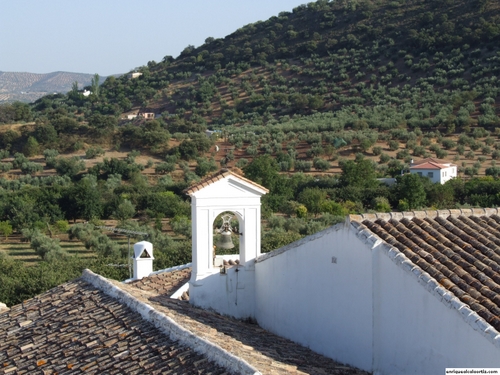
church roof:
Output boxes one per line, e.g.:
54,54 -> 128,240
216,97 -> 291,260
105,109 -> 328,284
184,169 -> 269,196
118,268 -> 368,374
0,277 -> 227,374
350,208 -> 500,336
0,267 -> 368,375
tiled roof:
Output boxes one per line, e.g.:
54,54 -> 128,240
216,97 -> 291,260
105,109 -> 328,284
128,266 -> 191,297
410,158 -> 456,170
411,157 -> 453,165
350,208 -> 500,333
0,278 -> 227,375
184,169 -> 269,196
1,266 -> 368,375
409,161 -> 448,170
119,269 -> 369,375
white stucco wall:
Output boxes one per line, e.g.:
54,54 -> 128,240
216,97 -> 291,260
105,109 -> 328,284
253,221 -> 500,374
373,244 -> 500,375
189,263 -> 256,319
411,166 -> 456,184
254,224 -> 374,372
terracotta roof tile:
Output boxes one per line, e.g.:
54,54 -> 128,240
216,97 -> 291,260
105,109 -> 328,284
354,209 -> 500,332
118,268 -> 368,375
2,265 -> 368,375
0,279 -> 228,374
184,169 -> 269,196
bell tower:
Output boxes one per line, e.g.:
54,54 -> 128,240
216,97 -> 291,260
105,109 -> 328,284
184,169 -> 268,319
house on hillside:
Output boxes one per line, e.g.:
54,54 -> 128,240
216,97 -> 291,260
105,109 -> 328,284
2,169 -> 500,375
128,72 -> 143,79
139,112 -> 155,120
409,157 -> 457,184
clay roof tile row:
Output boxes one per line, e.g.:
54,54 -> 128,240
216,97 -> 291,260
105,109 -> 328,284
0,279 -> 228,374
356,211 -> 500,332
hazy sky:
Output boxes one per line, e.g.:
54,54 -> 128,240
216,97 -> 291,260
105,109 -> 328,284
1,0 -> 307,76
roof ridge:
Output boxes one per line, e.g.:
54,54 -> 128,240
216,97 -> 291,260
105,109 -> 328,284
349,208 -> 500,223
354,221 -> 500,349
184,168 -> 269,195
81,269 -> 262,375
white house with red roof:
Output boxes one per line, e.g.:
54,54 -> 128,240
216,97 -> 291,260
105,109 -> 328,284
409,158 -> 457,184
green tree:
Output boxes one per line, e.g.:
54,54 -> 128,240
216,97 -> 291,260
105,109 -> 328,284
261,230 -> 303,252
243,155 -> 279,190
66,176 -> 103,221
23,136 -> 39,157
0,221 -> 13,240
297,187 -> 327,217
54,156 -> 86,178
170,215 -> 192,237
394,173 -> 426,210
22,228 -> 66,261
339,159 -> 378,189
91,73 -> 100,97
113,199 -> 135,222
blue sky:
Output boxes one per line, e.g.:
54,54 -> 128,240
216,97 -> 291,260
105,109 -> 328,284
1,0 -> 307,76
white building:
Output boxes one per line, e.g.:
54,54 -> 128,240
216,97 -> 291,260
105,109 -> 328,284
184,170 -> 500,374
409,158 -> 457,184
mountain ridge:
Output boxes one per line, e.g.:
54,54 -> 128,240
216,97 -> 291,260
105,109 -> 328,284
0,71 -> 109,103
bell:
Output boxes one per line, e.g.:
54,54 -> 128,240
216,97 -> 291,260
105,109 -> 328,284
216,229 -> 235,249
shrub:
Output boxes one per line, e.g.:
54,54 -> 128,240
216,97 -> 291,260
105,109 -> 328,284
43,149 -> 59,159
85,146 -> 105,159
54,156 -> 86,177
294,160 -> 312,172
20,162 -> 43,175
155,162 -> 175,174
0,221 -> 13,240
0,162 -> 13,172
388,140 -> 399,151
313,158 -> 330,171
379,153 -> 391,163
372,146 -> 383,156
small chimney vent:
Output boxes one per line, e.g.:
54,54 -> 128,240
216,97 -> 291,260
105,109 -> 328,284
132,241 -> 154,280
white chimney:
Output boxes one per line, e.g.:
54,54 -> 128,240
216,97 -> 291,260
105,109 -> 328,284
132,241 -> 154,280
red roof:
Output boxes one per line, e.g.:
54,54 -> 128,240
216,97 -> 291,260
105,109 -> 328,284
410,158 -> 456,170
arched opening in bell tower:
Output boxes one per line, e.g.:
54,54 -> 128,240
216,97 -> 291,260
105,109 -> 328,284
212,211 -> 242,268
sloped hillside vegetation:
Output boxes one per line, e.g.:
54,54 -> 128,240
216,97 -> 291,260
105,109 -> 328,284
1,0 -> 500,305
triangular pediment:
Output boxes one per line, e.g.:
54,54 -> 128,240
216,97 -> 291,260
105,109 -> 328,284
185,169 -> 268,198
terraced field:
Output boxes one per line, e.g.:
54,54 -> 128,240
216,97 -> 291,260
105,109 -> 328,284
0,234 -> 130,266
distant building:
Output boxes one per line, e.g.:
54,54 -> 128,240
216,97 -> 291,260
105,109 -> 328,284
409,158 -> 457,184
139,112 -> 155,120
128,72 -> 143,79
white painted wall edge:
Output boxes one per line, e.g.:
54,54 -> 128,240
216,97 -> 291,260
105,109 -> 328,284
372,240 -> 500,350
256,222 -> 348,263
81,269 -> 261,375
170,282 -> 190,300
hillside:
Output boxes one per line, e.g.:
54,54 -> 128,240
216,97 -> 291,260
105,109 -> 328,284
2,0 -> 500,306
0,71 -> 104,103
0,0 -> 499,187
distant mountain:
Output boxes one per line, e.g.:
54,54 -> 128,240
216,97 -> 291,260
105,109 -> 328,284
0,71 -> 106,103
